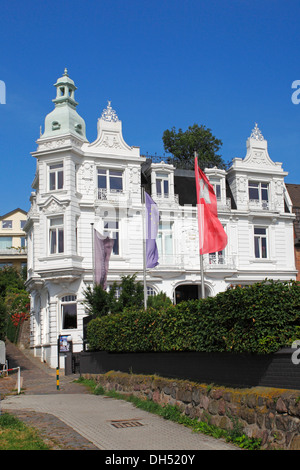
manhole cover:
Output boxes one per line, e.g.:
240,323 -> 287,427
110,419 -> 144,429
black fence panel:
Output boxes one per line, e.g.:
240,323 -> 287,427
78,348 -> 300,390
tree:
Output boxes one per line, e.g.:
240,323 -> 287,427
162,124 -> 226,170
83,274 -> 144,318
0,266 -> 25,299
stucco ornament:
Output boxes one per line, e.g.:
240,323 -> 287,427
250,123 -> 264,141
101,101 -> 119,122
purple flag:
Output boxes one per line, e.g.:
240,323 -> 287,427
145,192 -> 159,268
94,229 -> 114,289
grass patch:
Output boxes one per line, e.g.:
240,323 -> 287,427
76,377 -> 261,450
0,413 -> 50,450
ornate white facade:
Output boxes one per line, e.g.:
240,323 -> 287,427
25,71 -> 297,368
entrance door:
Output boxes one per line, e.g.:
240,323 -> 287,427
175,285 -> 198,303
175,284 -> 210,303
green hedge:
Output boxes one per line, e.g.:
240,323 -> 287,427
87,280 -> 300,354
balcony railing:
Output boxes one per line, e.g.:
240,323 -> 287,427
153,254 -> 236,271
153,193 -> 179,205
249,199 -> 270,211
155,254 -> 184,268
204,255 -> 235,270
217,198 -> 231,211
0,247 -> 27,256
97,188 -> 123,200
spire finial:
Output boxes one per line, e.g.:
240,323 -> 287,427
64,68 -> 68,76
101,100 -> 119,122
250,122 -> 264,141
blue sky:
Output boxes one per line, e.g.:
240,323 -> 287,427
0,0 -> 300,215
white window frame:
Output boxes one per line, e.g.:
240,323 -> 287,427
212,182 -> 221,200
97,168 -> 123,199
248,181 -> 269,209
2,220 -> 12,229
157,221 -> 173,262
147,286 -> 157,297
61,295 -> 77,330
156,172 -> 169,197
103,219 -> 120,256
49,216 -> 64,255
254,226 -> 268,259
49,162 -> 64,191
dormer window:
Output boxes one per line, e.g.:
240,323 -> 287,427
248,181 -> 269,209
156,172 -> 169,197
212,182 -> 221,200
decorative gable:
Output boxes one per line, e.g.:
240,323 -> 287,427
41,195 -> 70,214
83,101 -> 140,159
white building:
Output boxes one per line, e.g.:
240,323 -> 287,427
25,70 -> 297,368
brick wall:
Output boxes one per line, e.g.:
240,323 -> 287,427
295,245 -> 300,281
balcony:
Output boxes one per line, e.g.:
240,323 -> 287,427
153,193 -> 179,206
204,255 -> 236,271
95,188 -> 130,205
217,198 -> 231,211
249,199 -> 270,211
0,247 -> 27,256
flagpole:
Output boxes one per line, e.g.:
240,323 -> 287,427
141,187 -> 147,309
199,202 -> 205,300
91,223 -> 95,285
195,152 -> 205,299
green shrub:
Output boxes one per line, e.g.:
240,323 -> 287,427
87,280 -> 300,355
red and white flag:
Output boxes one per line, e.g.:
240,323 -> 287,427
194,155 -> 228,255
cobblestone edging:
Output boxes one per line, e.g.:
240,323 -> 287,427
84,371 -> 300,450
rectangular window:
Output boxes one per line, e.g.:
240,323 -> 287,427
249,182 -> 269,208
2,220 -> 12,229
211,183 -> 221,200
156,173 -> 169,197
97,169 -> 123,198
254,227 -> 267,258
104,220 -> 119,255
49,163 -> 64,191
157,222 -> 173,262
61,295 -> 77,329
20,220 -> 26,230
0,237 -> 12,250
49,217 -> 64,254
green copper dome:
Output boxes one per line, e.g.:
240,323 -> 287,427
41,69 -> 87,141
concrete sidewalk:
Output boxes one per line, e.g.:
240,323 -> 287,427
1,343 -> 238,450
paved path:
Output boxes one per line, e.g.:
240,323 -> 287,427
1,343 -> 238,451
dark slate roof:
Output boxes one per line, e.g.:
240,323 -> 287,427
286,184 -> 300,208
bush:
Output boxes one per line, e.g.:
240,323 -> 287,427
5,288 -> 30,343
0,298 -> 7,342
87,280 -> 300,354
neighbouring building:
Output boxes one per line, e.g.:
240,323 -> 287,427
286,183 -> 300,281
24,70 -> 297,368
0,208 -> 27,272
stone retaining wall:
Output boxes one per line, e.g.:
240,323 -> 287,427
84,371 -> 300,450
